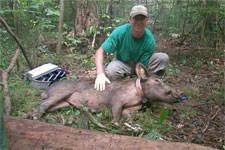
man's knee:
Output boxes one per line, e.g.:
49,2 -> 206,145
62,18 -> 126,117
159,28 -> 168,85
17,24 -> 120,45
148,53 -> 169,73
161,53 -> 169,64
152,53 -> 169,63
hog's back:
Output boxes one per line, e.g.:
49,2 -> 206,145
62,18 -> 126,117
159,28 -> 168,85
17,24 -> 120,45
41,79 -> 94,100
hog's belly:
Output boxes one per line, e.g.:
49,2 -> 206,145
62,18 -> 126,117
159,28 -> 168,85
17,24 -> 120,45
66,90 -> 108,110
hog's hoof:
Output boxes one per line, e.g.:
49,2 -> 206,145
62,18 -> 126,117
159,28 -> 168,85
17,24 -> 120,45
40,92 -> 48,99
111,121 -> 120,127
124,123 -> 143,132
125,119 -> 133,125
27,109 -> 45,120
26,112 -> 40,120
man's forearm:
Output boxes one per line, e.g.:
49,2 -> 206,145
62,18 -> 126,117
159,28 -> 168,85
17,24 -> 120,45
95,47 -> 105,74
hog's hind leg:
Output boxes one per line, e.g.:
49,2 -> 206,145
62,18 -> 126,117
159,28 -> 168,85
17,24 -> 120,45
39,97 -> 62,117
38,92 -> 73,118
47,101 -> 71,112
28,96 -> 70,120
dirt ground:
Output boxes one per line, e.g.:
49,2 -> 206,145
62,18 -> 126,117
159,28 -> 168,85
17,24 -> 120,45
74,37 -> 224,149
155,38 -> 224,149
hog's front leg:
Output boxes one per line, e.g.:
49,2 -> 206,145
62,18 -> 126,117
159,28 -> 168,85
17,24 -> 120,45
122,104 -> 142,124
111,104 -> 123,126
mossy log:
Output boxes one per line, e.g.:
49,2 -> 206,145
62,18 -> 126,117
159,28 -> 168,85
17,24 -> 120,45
5,116 -> 217,150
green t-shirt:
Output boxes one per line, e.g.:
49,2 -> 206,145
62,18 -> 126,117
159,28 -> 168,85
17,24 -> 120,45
101,23 -> 155,67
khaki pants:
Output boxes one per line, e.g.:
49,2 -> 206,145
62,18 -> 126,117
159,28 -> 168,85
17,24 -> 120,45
105,53 -> 169,80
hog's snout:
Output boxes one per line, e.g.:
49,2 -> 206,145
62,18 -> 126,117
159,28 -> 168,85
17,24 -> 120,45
169,89 -> 187,103
165,90 -> 172,95
162,89 -> 180,103
167,89 -> 183,100
173,90 -> 182,98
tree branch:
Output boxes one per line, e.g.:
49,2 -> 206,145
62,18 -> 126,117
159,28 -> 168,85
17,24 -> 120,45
0,16 -> 33,69
1,49 -> 20,115
202,108 -> 221,133
5,48 -> 20,73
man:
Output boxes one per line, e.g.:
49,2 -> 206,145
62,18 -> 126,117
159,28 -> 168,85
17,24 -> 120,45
94,5 -> 169,91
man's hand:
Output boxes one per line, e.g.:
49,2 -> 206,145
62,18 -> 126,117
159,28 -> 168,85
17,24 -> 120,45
94,73 -> 111,91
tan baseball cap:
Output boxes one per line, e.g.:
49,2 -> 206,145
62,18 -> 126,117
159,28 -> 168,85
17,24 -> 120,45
130,5 -> 148,17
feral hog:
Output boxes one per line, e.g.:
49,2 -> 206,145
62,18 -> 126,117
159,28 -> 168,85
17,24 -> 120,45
31,63 -> 183,125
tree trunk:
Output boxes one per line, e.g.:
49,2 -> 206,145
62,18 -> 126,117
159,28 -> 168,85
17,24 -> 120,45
5,116 -> 217,150
0,103 -> 8,149
73,0 -> 97,36
56,0 -> 64,54
73,0 -> 79,35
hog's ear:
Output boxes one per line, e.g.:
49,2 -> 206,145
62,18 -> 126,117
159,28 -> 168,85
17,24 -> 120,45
135,63 -> 149,81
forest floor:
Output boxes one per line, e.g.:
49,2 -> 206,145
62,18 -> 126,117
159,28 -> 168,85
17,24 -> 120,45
155,38 -> 224,149
73,37 -> 224,149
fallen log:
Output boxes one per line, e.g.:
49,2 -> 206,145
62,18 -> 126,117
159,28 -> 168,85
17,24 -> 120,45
5,116 -> 217,150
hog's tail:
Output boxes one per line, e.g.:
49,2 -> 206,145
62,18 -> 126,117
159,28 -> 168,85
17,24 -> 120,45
41,92 -> 48,99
